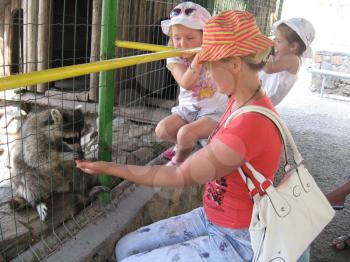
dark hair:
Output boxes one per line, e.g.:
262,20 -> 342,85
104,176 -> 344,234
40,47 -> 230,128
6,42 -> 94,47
277,24 -> 306,56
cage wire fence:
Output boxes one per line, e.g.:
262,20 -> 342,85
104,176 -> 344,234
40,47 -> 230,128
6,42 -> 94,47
0,0 -> 282,260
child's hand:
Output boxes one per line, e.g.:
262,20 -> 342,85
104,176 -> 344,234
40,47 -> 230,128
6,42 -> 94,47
75,160 -> 112,175
182,47 -> 201,55
180,47 -> 201,59
189,53 -> 202,74
192,53 -> 200,64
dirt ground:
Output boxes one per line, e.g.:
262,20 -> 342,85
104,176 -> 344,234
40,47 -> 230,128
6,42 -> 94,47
277,68 -> 350,261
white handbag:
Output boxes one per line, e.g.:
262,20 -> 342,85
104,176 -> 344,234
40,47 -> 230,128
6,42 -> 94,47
224,105 -> 335,262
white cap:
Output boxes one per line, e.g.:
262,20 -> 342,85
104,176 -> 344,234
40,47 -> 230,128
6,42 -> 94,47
273,17 -> 315,58
161,2 -> 211,36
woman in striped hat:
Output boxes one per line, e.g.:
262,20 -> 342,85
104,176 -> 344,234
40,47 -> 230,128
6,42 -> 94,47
76,10 -> 298,262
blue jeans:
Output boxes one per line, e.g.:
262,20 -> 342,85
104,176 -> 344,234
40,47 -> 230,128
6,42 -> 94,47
115,207 -> 310,262
115,207 -> 253,262
298,247 -> 310,262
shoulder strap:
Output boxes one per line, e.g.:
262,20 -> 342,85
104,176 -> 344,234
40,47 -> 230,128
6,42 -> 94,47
225,106 -> 314,193
224,105 -> 303,165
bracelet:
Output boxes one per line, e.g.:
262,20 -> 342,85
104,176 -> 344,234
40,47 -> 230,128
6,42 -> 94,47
189,64 -> 196,74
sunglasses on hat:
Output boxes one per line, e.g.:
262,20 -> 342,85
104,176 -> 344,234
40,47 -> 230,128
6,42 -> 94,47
170,7 -> 196,18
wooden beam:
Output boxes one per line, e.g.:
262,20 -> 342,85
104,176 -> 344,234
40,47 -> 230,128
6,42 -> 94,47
25,0 -> 38,91
37,0 -> 50,93
89,0 -> 102,101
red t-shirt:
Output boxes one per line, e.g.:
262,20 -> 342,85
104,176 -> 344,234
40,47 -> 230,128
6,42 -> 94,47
203,95 -> 282,228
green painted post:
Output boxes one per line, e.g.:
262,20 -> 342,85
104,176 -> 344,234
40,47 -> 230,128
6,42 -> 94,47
98,0 -> 118,203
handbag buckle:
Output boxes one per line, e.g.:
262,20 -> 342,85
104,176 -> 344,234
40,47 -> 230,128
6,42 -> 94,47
249,187 -> 259,198
260,179 -> 273,192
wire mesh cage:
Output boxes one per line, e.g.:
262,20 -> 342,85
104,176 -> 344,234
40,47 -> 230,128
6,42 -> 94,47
0,0 -> 282,260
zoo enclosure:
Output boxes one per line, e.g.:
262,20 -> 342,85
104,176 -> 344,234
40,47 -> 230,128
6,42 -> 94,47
0,0 -> 282,260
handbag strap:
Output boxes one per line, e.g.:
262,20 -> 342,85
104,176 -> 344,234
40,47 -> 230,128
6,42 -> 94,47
224,105 -> 303,166
224,105 -> 314,194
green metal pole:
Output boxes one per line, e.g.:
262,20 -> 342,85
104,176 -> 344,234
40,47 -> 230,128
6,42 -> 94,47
98,0 -> 118,203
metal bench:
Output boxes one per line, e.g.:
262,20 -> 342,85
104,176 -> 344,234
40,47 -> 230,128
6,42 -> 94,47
307,67 -> 350,97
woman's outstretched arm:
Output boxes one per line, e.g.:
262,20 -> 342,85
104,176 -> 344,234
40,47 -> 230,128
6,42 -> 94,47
76,139 -> 245,188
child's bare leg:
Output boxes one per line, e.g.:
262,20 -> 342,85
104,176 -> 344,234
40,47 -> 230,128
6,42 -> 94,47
175,117 -> 218,163
155,114 -> 187,143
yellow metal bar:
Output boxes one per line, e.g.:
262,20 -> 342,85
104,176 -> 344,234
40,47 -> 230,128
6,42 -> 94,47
0,47 -> 200,92
115,40 -> 174,52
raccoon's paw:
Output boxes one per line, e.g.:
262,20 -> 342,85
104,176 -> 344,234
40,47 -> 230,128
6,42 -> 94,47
74,151 -> 84,160
36,203 -> 48,221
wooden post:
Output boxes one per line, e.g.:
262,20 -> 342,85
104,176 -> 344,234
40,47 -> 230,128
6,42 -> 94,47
88,0 -> 102,101
3,4 -> 11,77
22,0 -> 27,81
246,0 -> 277,35
37,0 -> 50,93
0,10 -> 5,77
25,0 -> 38,91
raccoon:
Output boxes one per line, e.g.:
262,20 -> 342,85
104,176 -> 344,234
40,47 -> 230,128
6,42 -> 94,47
10,107 -> 93,221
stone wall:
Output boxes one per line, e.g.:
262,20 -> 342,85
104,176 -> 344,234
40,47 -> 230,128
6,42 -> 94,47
310,51 -> 350,97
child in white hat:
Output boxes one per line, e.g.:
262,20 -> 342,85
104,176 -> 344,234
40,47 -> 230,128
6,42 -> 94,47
156,2 -> 228,166
261,17 -> 315,106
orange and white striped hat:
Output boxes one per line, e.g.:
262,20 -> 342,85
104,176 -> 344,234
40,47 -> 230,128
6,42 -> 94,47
198,10 -> 274,63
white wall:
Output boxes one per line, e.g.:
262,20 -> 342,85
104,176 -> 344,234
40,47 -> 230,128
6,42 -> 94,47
282,0 -> 350,53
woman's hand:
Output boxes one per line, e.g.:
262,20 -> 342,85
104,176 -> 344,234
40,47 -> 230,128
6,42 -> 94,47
75,160 -> 114,175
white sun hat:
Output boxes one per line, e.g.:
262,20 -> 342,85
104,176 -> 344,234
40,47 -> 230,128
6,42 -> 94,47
273,17 -> 315,58
161,1 -> 211,36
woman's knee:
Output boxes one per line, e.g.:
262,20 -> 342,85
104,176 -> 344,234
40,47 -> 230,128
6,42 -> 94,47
297,247 -> 310,262
115,233 -> 135,262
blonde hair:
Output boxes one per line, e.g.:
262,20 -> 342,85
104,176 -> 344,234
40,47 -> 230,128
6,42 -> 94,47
208,48 -> 271,71
242,48 -> 271,65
